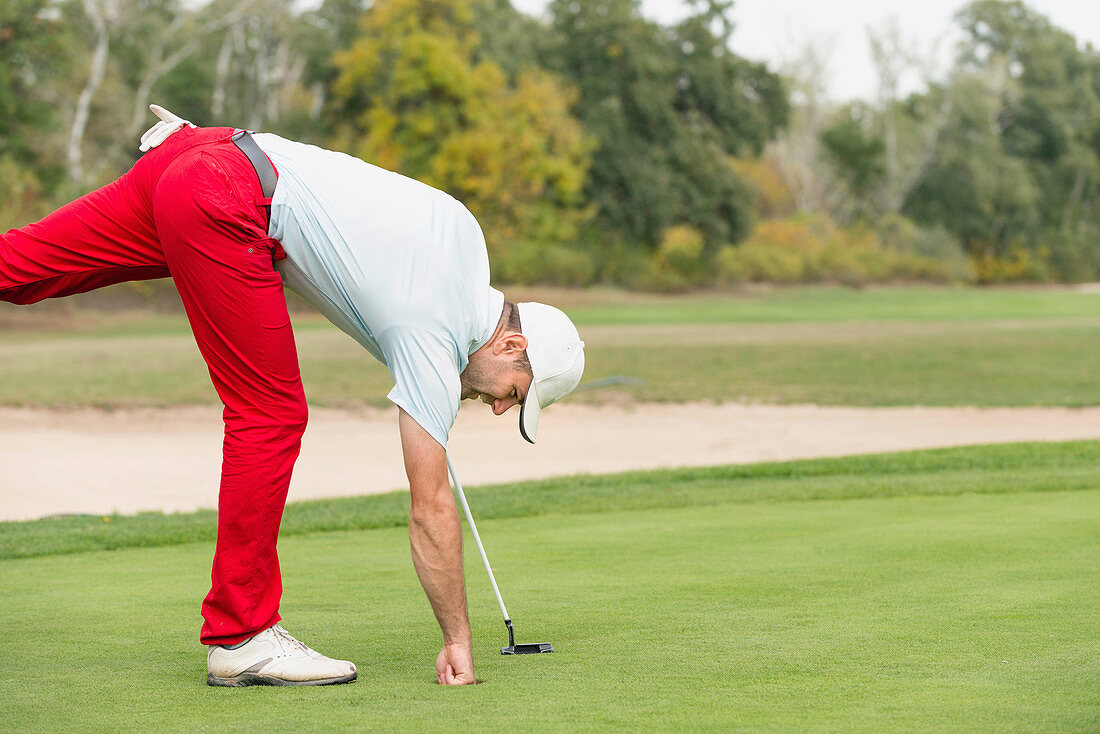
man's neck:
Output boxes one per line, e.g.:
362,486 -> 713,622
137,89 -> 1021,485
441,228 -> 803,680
484,309 -> 509,349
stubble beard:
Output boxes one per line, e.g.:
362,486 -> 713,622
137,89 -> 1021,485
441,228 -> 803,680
459,356 -> 493,400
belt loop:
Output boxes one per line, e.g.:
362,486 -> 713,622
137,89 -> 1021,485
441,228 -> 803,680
231,130 -> 277,223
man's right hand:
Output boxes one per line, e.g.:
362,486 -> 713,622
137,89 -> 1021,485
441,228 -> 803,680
398,408 -> 476,685
435,642 -> 476,685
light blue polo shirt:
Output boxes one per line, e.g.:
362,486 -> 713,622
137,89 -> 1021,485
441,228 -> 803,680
254,133 -> 504,447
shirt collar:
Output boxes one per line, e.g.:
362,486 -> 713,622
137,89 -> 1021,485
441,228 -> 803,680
471,286 -> 504,355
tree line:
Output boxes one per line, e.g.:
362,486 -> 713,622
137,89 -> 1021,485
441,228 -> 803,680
2,0 -> 1098,288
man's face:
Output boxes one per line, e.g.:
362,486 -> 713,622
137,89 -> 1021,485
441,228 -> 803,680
459,333 -> 533,416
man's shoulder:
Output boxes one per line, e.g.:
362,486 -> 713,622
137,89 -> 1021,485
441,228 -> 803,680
379,324 -> 462,359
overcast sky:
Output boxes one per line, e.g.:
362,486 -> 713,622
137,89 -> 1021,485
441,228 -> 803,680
509,0 -> 1100,101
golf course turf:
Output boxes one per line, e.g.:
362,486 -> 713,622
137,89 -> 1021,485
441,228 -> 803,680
2,285 -> 1100,408
2,442 -> 1097,731
2,287 -> 1098,729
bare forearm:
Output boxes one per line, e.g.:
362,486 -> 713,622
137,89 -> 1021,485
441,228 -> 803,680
398,409 -> 475,684
409,490 -> 471,644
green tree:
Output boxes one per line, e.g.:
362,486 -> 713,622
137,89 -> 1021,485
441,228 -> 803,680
819,108 -> 886,203
471,0 -> 551,80
0,0 -> 76,225
902,1 -> 1100,278
540,0 -> 787,250
330,0 -> 592,276
905,74 -> 1040,260
0,0 -> 72,164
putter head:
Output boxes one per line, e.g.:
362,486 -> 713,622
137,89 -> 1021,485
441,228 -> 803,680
501,642 -> 554,655
501,619 -> 554,655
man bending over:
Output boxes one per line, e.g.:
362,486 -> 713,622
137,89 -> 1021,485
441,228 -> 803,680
0,106 -> 585,687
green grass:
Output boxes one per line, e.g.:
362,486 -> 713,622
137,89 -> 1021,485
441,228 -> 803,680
561,284 -> 1100,325
1,442 -> 1097,731
587,321 -> 1100,405
1,285 -> 1099,408
4,440 -> 1100,561
4,285 -> 1099,335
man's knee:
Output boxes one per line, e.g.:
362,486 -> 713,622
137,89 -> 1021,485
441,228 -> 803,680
228,394 -> 307,443
283,396 -> 308,438
268,393 -> 308,444
259,396 -> 307,442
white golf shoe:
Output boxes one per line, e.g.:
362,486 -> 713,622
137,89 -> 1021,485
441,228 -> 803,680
206,624 -> 357,687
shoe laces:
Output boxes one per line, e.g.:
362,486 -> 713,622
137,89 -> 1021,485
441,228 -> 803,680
271,624 -> 310,655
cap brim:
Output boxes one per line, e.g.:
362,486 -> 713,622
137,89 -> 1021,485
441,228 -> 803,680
518,379 -> 541,444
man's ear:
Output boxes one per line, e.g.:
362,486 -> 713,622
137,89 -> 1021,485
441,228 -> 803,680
494,332 -> 529,356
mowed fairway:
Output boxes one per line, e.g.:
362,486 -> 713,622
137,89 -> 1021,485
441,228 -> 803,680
1,444 -> 1098,732
1,286 -> 1099,408
2,287 -> 1098,730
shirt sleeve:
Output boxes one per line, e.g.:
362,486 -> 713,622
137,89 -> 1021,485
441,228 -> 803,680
378,325 -> 462,448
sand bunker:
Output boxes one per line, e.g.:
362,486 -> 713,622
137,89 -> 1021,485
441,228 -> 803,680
3,401 -> 1100,521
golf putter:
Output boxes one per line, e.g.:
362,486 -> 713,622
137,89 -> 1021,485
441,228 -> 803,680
445,453 -> 553,655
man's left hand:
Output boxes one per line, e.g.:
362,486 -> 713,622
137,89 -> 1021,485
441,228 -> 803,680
138,104 -> 194,152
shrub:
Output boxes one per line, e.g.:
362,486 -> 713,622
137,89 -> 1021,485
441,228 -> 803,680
742,214 -> 830,255
715,214 -> 967,287
637,261 -> 691,293
658,225 -> 706,276
541,244 -> 597,286
730,155 -> 797,219
715,243 -> 805,284
632,224 -> 711,292
973,247 -> 1050,284
877,213 -> 973,282
887,252 -> 957,283
1044,229 -> 1100,282
813,242 -> 871,286
589,238 -> 650,287
492,240 -> 596,286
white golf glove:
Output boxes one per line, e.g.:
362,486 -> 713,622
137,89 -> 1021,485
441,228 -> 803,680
138,104 -> 195,152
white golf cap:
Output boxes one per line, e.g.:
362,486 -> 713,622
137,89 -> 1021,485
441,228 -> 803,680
517,302 -> 585,444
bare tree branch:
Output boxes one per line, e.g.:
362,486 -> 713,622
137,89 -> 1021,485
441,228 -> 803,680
127,0 -> 257,137
211,24 -> 240,118
867,18 -> 954,214
68,0 -> 117,183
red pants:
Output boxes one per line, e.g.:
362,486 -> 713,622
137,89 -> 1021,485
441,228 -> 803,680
0,127 -> 305,645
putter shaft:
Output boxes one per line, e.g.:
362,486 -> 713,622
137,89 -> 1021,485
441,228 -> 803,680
446,453 -> 553,655
445,453 -> 510,622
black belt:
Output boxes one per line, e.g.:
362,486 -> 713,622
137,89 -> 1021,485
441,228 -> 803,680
231,129 -> 277,219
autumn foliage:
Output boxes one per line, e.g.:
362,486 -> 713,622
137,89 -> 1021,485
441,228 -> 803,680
331,0 -> 592,279
5,0 -> 1100,289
